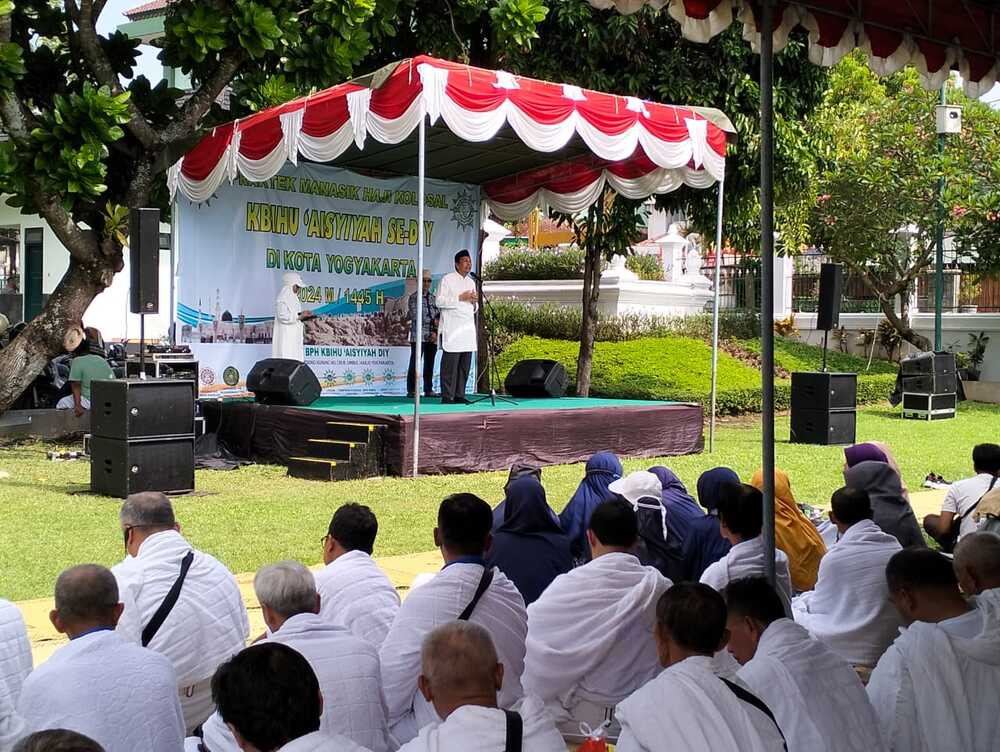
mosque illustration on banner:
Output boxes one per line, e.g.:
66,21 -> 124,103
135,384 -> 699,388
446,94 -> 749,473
180,288 -> 274,345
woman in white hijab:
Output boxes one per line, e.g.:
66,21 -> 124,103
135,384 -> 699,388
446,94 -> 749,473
273,272 -> 313,361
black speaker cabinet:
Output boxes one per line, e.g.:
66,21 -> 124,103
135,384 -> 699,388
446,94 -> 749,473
902,372 -> 958,395
90,435 -> 195,498
790,409 -> 857,445
900,351 -> 956,377
129,207 -> 160,315
91,379 -> 196,440
816,263 -> 843,331
902,392 -> 957,420
790,372 -> 857,411
504,359 -> 568,398
247,358 -> 321,406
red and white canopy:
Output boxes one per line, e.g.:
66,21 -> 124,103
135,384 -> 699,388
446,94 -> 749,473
589,0 -> 1000,98
171,55 -> 732,219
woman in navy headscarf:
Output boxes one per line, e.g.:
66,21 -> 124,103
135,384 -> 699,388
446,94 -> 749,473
679,467 -> 740,581
559,450 -> 623,564
648,466 -> 704,555
485,475 -> 572,604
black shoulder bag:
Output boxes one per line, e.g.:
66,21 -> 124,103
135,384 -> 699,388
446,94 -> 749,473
457,566 -> 495,621
940,475 -> 998,554
141,550 -> 195,647
503,709 -> 523,752
721,678 -> 787,751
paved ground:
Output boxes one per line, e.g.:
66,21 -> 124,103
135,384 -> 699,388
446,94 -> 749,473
16,489 -> 947,666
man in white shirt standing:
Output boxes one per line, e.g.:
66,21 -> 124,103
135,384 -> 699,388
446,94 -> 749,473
435,250 -> 477,404
315,503 -> 400,647
867,548 -> 1000,752
923,442 -> 1000,548
792,487 -> 903,672
522,498 -> 671,741
398,621 -> 564,752
112,492 -> 249,732
212,642 -> 371,752
725,577 -> 886,752
17,565 -> 184,752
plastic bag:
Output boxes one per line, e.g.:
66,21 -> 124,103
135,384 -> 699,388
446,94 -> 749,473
576,721 -> 611,752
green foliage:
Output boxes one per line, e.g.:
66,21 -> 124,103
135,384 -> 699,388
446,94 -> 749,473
739,336 -> 897,375
483,248 -> 585,280
0,41 -> 24,90
496,335 -> 895,414
490,0 -> 548,49
625,253 -> 663,281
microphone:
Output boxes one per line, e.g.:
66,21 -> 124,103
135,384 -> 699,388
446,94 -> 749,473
468,271 -> 480,282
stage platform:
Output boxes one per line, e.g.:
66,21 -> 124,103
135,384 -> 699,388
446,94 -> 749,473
202,395 -> 703,477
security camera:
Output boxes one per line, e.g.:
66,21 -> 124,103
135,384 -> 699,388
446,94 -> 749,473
936,105 -> 962,134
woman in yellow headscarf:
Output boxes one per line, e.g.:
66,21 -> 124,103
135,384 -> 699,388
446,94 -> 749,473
750,468 -> 826,591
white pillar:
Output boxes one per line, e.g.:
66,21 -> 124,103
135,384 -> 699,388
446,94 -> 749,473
774,254 -> 793,317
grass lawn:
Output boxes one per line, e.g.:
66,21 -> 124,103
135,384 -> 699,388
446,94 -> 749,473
2,400 -> 997,602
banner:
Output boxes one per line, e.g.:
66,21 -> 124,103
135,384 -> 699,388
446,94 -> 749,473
175,163 -> 480,396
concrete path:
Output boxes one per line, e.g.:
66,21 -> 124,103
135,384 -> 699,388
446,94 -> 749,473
15,489 -> 948,666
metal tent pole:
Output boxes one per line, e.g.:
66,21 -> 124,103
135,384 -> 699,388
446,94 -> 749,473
413,106 -> 426,478
934,84 -> 946,351
760,0 -> 777,586
709,177 -> 725,452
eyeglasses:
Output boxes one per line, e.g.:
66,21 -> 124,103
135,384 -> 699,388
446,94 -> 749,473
320,534 -> 330,547
123,526 -> 134,552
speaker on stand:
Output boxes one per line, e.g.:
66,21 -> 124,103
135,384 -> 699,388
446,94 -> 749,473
129,208 -> 160,380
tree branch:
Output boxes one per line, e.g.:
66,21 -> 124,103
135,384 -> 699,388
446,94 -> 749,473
159,49 -> 248,146
70,0 -> 158,148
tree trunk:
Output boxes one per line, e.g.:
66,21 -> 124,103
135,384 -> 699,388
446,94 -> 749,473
575,242 -> 600,397
0,256 -> 116,413
879,288 -> 930,352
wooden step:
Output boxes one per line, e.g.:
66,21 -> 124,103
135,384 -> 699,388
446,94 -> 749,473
306,438 -> 361,462
326,421 -> 379,443
287,457 -> 351,482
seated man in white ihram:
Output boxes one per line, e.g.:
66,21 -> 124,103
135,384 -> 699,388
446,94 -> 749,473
866,548 -> 1000,752
272,272 -> 315,361
112,492 -> 249,732
522,498 -> 670,743
699,483 -> 793,613
724,577 -> 886,752
379,493 -> 527,744
954,531 -> 1000,597
212,642 -> 372,752
0,598 -> 31,712
792,487 -> 902,674
315,503 -> 400,647
615,583 -> 785,752
192,561 -> 391,752
398,621 -> 564,752
17,565 -> 184,752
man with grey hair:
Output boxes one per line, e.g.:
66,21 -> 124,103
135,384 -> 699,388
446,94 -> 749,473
396,621 -> 563,752
192,561 -> 390,752
112,492 -> 248,732
16,565 -> 184,752
954,531 -> 1000,598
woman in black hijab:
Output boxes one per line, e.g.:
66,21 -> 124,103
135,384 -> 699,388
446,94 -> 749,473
486,475 -> 572,604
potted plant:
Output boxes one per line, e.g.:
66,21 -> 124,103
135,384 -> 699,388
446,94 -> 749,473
959,276 -> 981,313
966,331 -> 990,381
953,350 -> 971,381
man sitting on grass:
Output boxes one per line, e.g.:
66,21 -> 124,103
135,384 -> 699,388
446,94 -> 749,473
923,443 -> 1000,547
954,531 -> 1000,597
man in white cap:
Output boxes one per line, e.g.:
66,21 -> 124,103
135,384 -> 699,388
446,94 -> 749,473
436,250 -> 477,404
609,470 -> 677,581
273,272 -> 314,361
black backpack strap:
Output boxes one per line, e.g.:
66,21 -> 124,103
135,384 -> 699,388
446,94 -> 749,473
142,551 -> 195,647
503,710 -> 523,752
959,475 -> 998,523
721,678 -> 786,749
457,566 -> 494,621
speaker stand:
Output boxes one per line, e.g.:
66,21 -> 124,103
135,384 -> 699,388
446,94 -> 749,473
468,283 -> 517,407
821,328 -> 829,373
139,313 -> 147,380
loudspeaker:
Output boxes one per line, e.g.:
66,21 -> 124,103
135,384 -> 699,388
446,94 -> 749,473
91,379 -> 196,440
90,435 -> 195,498
247,358 -> 321,406
816,263 -> 843,331
129,208 -> 160,315
900,351 -> 956,377
790,372 -> 857,411
504,359 -> 568,398
790,409 -> 857,445
902,372 -> 958,395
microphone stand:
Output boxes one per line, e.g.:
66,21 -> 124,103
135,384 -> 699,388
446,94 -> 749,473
468,275 -> 517,407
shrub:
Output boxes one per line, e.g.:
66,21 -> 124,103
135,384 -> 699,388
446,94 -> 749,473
483,248 -> 585,280
625,253 -> 664,281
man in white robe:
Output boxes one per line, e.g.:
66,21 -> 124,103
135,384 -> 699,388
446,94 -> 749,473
435,250 -> 477,403
953,530 -> 1000,596
194,561 -> 390,752
112,492 -> 249,732
792,486 -> 903,669
0,683 -> 24,752
724,576 -> 886,752
615,583 -> 785,752
398,621 -> 562,752
212,642 -> 371,752
0,600 -> 31,709
700,483 -> 793,611
379,493 -> 527,743
522,498 -> 670,741
17,565 -> 184,752
272,272 -> 314,361
867,548 -> 1000,752
315,503 -> 400,647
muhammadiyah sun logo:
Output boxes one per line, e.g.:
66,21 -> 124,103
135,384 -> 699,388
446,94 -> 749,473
223,366 -> 240,387
450,188 -> 477,231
